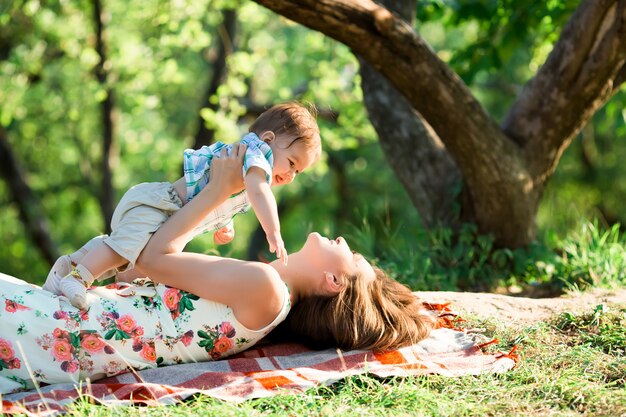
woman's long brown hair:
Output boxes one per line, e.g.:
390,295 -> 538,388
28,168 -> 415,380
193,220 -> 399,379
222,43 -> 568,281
281,267 -> 434,351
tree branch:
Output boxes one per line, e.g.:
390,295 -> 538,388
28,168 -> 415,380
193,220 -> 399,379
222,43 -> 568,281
613,61 -> 626,89
93,0 -> 116,232
251,0 -> 527,212
0,127 -> 59,265
193,8 -> 238,149
503,0 -> 626,182
252,0 -> 544,248
358,0 -> 461,228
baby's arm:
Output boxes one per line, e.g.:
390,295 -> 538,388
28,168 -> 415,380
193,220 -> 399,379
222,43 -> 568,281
245,167 -> 287,264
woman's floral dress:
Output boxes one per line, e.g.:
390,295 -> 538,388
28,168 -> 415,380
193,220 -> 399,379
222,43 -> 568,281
0,273 -> 290,394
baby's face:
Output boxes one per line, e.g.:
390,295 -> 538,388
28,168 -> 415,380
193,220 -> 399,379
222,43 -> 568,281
269,135 -> 317,186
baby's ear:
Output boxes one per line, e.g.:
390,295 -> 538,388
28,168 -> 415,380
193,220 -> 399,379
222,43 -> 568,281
260,131 -> 275,143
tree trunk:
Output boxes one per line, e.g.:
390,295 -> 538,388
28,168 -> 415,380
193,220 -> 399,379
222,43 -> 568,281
0,127 -> 59,265
93,0 -> 116,232
252,0 -> 626,247
358,0 -> 460,228
193,9 -> 238,149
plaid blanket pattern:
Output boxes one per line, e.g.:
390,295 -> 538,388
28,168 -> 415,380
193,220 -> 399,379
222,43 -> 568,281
2,303 -> 519,416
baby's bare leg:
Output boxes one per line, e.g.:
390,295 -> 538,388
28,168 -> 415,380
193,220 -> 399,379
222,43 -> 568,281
79,241 -> 128,279
60,241 -> 128,309
116,268 -> 146,283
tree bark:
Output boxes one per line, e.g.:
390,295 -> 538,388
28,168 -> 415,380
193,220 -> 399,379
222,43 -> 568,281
503,0 -> 626,183
93,0 -> 116,232
193,9 -> 238,149
0,127 -> 59,265
252,0 -> 626,247
358,0 -> 460,228
326,149 -> 352,225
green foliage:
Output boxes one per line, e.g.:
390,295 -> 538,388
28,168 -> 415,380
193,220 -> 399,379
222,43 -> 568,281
416,0 -> 579,120
556,304 -> 626,356
538,91 -> 626,234
553,222 -> 626,290
344,218 -> 626,293
347,219 -> 541,291
1,0 -> 626,295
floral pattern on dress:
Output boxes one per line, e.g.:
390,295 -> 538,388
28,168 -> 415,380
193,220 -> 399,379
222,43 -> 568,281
103,279 -> 163,315
35,329 -> 114,374
162,330 -> 194,350
98,310 -> 145,341
197,321 -> 250,360
0,338 -> 21,371
95,303 -> 156,366
133,294 -> 162,314
5,299 -> 31,313
1,274 -> 290,393
53,309 -> 88,330
102,360 -> 127,376
103,282 -> 137,296
156,330 -> 195,366
132,339 -> 156,362
162,287 -> 199,321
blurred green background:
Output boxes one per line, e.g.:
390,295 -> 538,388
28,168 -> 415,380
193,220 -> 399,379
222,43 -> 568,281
1,0 -> 625,292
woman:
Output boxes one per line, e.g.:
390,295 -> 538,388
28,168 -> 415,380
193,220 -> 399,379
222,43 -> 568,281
0,145 -> 432,394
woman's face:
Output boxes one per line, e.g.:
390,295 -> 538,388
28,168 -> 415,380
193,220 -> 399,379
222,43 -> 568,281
301,232 -> 376,292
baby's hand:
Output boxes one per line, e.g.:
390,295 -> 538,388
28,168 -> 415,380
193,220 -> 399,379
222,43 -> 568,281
267,232 -> 288,265
213,224 -> 235,245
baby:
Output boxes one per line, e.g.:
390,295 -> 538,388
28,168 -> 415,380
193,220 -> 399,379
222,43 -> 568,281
44,102 -> 322,309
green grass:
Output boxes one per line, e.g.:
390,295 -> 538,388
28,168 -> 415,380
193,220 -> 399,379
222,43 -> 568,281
10,219 -> 626,415
44,303 -> 624,417
555,304 -> 626,357
349,220 -> 626,294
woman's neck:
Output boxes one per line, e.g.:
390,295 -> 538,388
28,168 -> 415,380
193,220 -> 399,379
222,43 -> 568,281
269,255 -> 313,305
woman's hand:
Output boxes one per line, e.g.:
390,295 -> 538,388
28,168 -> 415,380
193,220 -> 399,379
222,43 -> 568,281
208,143 -> 246,198
136,143 -> 246,268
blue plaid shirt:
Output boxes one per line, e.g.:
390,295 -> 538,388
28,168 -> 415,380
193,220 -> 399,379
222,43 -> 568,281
182,133 -> 274,235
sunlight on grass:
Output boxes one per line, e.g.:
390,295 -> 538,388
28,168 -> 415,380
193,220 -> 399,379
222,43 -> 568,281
555,304 -> 626,356
56,304 -> 625,417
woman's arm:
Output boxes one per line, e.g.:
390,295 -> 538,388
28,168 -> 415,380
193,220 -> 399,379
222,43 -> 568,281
146,146 -> 245,254
135,145 -> 285,329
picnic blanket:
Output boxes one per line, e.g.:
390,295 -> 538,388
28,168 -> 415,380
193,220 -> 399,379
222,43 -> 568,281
1,302 -> 519,415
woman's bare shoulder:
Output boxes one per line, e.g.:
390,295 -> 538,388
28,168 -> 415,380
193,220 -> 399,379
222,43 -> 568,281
239,262 -> 285,305
231,262 -> 286,330
235,261 -> 281,285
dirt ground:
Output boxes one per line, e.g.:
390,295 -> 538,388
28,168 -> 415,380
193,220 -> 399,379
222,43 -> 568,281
415,288 -> 626,324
